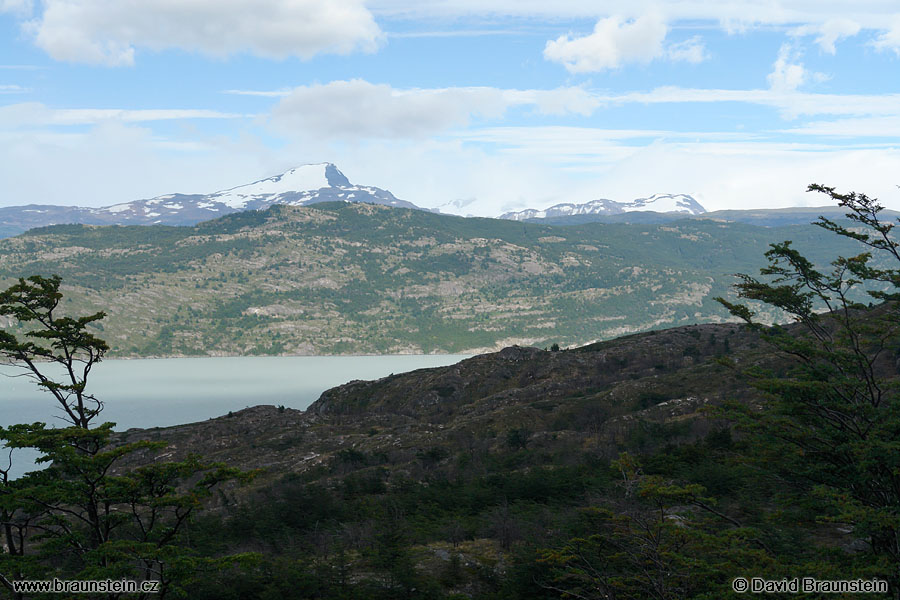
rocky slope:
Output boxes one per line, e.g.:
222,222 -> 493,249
116,322 -> 764,482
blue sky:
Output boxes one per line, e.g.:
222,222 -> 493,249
1,1 -> 899,215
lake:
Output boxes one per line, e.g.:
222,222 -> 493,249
0,354 -> 470,477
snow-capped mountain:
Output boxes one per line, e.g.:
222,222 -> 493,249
499,194 -> 706,221
0,163 -> 423,237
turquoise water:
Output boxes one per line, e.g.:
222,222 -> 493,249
0,354 -> 470,477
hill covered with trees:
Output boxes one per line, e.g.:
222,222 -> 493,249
0,202 -> 870,357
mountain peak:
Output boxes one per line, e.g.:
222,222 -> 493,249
210,163 -> 348,209
267,163 -> 350,188
323,163 -> 351,187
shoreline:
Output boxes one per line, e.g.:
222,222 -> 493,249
97,351 -> 477,362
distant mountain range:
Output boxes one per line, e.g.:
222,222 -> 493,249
4,165 -> 897,239
0,163 -> 424,238
500,196 -> 900,228
499,194 -> 707,221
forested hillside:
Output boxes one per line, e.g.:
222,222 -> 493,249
0,203 -> 867,356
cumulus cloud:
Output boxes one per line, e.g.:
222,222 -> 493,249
767,45 -> 807,92
543,15 -> 668,72
22,0 -> 381,66
766,44 -> 828,93
543,16 -> 708,73
269,80 -> 600,139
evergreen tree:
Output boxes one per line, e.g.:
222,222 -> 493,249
716,184 -> 900,588
0,275 -> 251,598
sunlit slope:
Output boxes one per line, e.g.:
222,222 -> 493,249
0,202 -> 865,356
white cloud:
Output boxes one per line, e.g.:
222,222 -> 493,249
269,80 -> 600,139
872,16 -> 900,56
498,87 -> 601,116
0,85 -> 30,94
666,36 -> 707,63
367,1 -> 900,30
22,0 -> 381,66
586,86 -> 900,121
792,19 -> 861,54
260,82 -> 900,123
543,16 -> 708,73
810,18 -> 860,54
0,122 -> 273,206
0,0 -> 31,14
767,44 -> 809,92
460,125 -> 757,146
782,116 -> 900,137
0,103 -> 245,127
266,78 -> 900,142
543,15 -> 669,72
271,80 -> 506,139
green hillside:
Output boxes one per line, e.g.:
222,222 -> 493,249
0,202 -> 867,357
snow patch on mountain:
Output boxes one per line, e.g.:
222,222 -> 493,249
209,163 -> 333,209
624,194 -> 705,214
499,194 -> 706,221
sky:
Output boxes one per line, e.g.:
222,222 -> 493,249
1,1 -> 899,216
